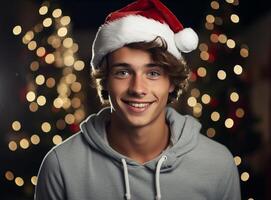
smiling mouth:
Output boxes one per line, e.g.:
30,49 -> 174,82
122,100 -> 154,110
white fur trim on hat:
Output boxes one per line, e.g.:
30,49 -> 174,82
174,28 -> 199,53
91,15 -> 182,69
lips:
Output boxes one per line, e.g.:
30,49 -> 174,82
122,99 -> 154,112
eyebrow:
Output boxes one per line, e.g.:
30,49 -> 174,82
109,63 -> 160,68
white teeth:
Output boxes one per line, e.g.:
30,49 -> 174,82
128,103 -> 149,108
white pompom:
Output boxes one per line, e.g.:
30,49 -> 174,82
174,28 -> 199,53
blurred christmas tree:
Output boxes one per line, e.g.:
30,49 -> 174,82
177,0 -> 264,199
4,1 -> 88,199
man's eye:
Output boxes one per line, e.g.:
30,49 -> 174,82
114,70 -> 129,78
147,71 -> 161,79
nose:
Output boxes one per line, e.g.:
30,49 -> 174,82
128,74 -> 147,97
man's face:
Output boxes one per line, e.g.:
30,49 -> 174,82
106,47 -> 174,128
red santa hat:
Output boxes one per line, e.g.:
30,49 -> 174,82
91,0 -> 199,69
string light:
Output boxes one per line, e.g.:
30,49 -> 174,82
230,14 -> 240,23
41,122 -> 51,133
191,88 -> 201,98
226,39 -> 236,48
39,6 -> 48,15
225,118 -> 234,128
211,111 -> 220,121
201,94 -> 211,104
12,121 -> 21,131
12,25 -> 22,35
74,60 -> 85,71
210,1 -> 220,10
234,64 -> 243,75
52,8 -> 62,18
52,135 -> 63,145
187,96 -> 197,107
206,128 -> 216,138
197,67 -> 207,77
217,70 -> 227,80
241,172 -> 250,181
230,92 -> 239,102
234,156 -> 242,166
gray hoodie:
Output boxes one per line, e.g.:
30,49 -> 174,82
35,107 -> 241,200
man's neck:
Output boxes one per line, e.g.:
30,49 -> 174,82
107,113 -> 170,164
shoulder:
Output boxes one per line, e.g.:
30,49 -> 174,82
193,134 -> 237,175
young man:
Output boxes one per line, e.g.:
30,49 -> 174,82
35,0 -> 241,200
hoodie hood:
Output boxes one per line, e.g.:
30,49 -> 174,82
80,106 -> 201,172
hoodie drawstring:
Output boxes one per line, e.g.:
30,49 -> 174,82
121,158 -> 131,200
121,155 -> 167,200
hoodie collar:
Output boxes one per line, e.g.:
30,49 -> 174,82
80,106 -> 201,171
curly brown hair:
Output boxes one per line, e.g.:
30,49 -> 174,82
91,37 -> 190,105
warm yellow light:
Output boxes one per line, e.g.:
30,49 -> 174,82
36,47 -> 46,57
46,77 -> 56,88
54,98 -> 64,108
31,176 -> 37,185
225,118 -> 234,128
241,172 -> 249,181
218,34 -> 227,43
231,14 -> 239,23
230,92 -> 239,102
206,14 -> 215,23
8,141 -> 17,151
226,39 -> 236,48
240,48 -> 249,58
26,91 -> 36,102
197,67 -> 207,77
72,43 -> 79,52
190,88 -> 200,98
45,53 -> 55,64
62,98 -> 72,109
210,34 -> 219,43
187,96 -> 197,107
193,103 -> 202,114
5,171 -> 14,181
234,64 -> 243,75
248,198 -> 254,200
51,37 -> 61,48
28,41 -> 37,51
74,60 -> 85,71
74,109 -> 85,122
43,18 -> 52,27
23,31 -> 34,44
201,94 -> 211,104
65,114 -> 75,124
60,16 -> 71,26
12,121 -> 21,131
71,97 -> 81,108
200,51 -> 209,61
206,128 -> 216,138
36,74 -> 45,85
15,177 -> 24,186
211,111 -> 220,121
57,27 -> 68,37
236,108 -> 245,118
198,43 -> 208,52
13,25 -> 22,35
31,134 -> 40,145
37,95 -> 46,106
41,122 -> 51,133
53,135 -> 63,145
65,73 -> 76,84
217,70 -> 226,80
71,82 -> 82,92
20,139 -> 30,149
30,61 -> 39,71
52,8 -> 62,18
64,55 -> 75,66
39,6 -> 48,15
210,1 -> 220,9
226,0 -> 234,3
63,38 -> 73,48
57,83 -> 68,95
29,102 -> 39,112
234,156 -> 242,166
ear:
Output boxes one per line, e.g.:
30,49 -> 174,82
169,83 -> 175,93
